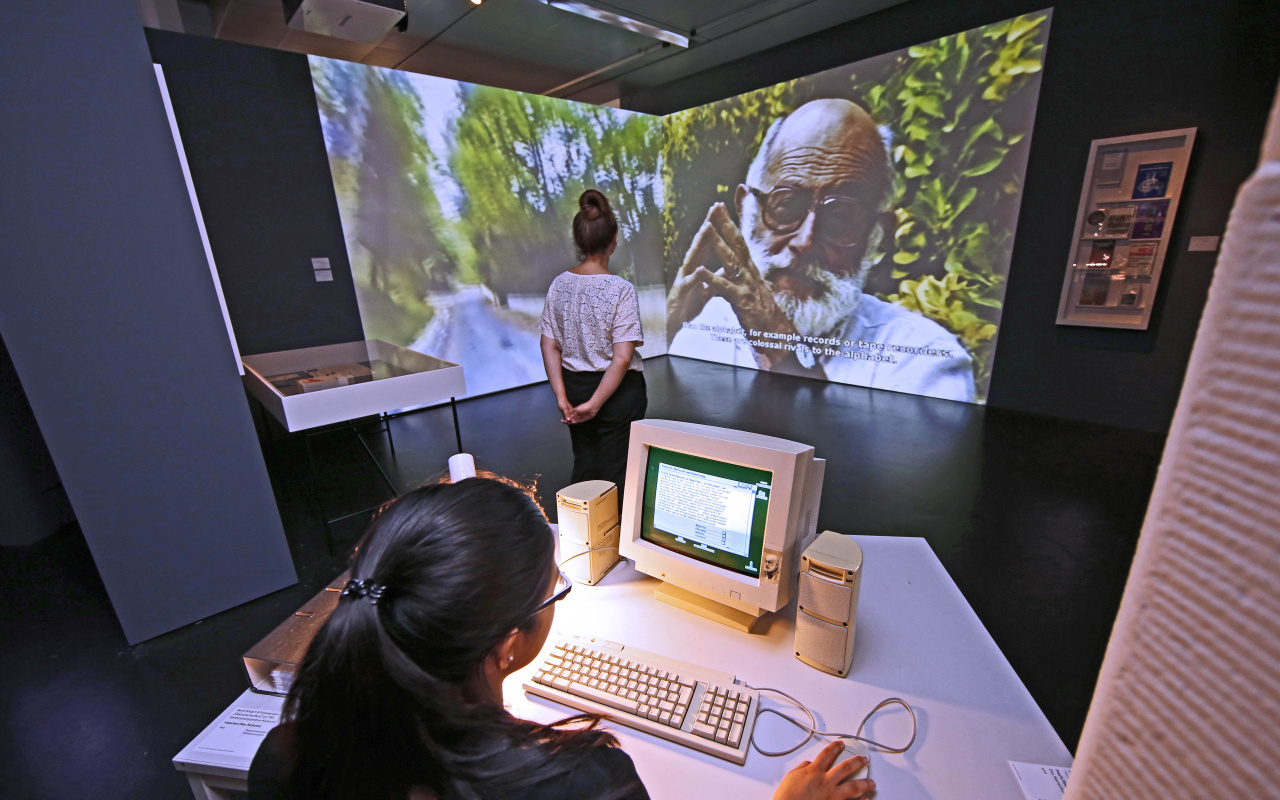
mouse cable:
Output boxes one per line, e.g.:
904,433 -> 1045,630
744,686 -> 917,757
557,545 -> 621,581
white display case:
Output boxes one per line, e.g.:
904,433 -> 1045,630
242,340 -> 466,432
1056,128 -> 1196,330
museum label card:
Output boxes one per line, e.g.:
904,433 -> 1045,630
1009,761 -> 1071,800
194,706 -> 279,759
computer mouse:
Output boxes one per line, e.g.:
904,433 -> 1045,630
840,738 -> 871,781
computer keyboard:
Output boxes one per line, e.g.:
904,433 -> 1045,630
522,633 -> 759,764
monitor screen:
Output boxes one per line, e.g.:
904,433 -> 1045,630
639,446 -> 772,578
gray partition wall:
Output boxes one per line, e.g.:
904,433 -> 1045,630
0,1 -> 296,643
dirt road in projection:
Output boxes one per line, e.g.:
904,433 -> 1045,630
410,285 -> 545,398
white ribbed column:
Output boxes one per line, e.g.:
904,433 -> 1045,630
1066,86 -> 1280,799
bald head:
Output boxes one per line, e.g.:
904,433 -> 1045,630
747,99 -> 891,205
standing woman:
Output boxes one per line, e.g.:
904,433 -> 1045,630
540,190 -> 647,494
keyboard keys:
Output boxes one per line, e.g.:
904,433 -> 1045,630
530,639 -> 755,759
570,681 -> 640,714
729,722 -> 744,747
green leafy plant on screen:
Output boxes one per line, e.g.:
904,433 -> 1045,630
662,80 -> 797,273
312,61 -> 662,345
861,13 -> 1049,396
662,14 -> 1049,400
451,86 -> 662,299
312,63 -> 455,344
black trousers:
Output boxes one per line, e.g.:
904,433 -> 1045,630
561,369 -> 647,501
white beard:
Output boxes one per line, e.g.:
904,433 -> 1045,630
743,239 -> 865,340
771,270 -> 863,339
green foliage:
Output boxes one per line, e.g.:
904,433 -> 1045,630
662,80 -> 797,277
311,59 -> 663,345
451,87 -> 662,297
311,62 -> 454,344
356,71 -> 460,294
661,14 -> 1050,400
863,13 -> 1049,396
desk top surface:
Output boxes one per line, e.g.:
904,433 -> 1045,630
177,535 -> 1071,798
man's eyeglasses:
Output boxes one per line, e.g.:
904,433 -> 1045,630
747,186 -> 872,249
530,565 -> 572,617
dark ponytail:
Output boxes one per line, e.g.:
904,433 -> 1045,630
284,478 -> 619,800
573,189 -> 618,259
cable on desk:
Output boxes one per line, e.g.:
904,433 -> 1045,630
557,546 -> 621,582
745,686 -> 917,757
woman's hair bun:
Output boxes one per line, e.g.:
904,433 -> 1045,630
573,189 -> 617,257
579,189 -> 610,220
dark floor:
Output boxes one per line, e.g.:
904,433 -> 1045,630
0,356 -> 1165,799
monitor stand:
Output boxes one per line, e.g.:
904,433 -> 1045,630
654,583 -> 764,633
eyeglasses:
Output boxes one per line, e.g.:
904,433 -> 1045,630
747,186 -> 872,248
530,565 -> 573,617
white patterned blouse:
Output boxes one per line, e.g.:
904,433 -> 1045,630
540,272 -> 644,373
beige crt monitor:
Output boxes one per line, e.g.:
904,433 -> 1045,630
619,420 -> 825,633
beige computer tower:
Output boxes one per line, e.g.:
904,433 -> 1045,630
795,531 -> 864,677
556,480 -> 621,585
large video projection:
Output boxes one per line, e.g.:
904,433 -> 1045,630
310,10 -> 1050,404
309,60 -> 665,398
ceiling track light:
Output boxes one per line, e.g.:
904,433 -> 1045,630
546,0 -> 689,48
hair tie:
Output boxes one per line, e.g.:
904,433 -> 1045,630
340,578 -> 386,605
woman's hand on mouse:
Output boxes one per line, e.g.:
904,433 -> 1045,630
772,741 -> 875,800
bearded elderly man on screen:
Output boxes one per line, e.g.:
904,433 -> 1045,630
667,99 -> 976,403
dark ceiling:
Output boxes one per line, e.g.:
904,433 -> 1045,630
188,0 -> 909,104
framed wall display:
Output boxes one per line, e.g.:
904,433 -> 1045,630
1056,128 -> 1196,329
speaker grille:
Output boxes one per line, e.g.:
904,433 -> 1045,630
796,610 -> 848,673
799,571 -> 852,623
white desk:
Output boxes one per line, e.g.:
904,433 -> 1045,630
175,536 -> 1071,799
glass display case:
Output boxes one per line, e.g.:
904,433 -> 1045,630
242,340 -> 466,432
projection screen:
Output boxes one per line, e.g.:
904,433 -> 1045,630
309,10 -> 1050,404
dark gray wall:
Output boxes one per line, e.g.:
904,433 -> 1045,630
625,0 -> 1280,433
146,29 -> 366,356
0,333 -> 73,546
0,0 -> 296,643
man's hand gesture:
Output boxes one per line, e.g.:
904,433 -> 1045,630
667,202 -> 824,377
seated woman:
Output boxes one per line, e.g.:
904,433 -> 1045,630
249,477 -> 874,800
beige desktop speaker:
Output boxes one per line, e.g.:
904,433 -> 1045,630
556,480 -> 621,585
795,531 -> 864,677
